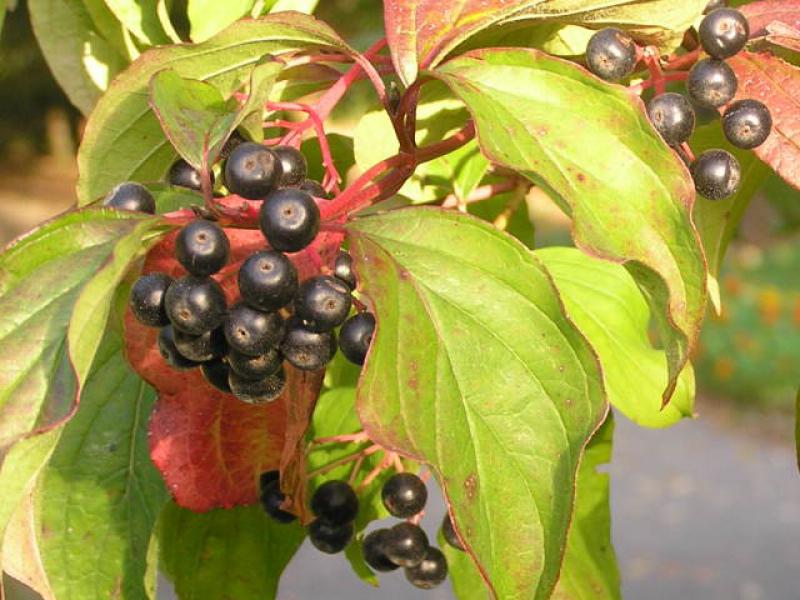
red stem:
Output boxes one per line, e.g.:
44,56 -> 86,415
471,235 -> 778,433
665,48 -> 702,71
630,71 -> 690,95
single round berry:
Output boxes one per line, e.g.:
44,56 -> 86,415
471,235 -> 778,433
404,547 -> 448,590
585,28 -> 638,82
441,514 -> 465,551
338,312 -> 375,366
722,99 -> 772,149
333,251 -> 356,289
175,220 -> 230,276
229,367 -> 286,404
158,326 -> 200,370
646,93 -> 696,146
219,130 -> 246,161
260,477 -> 296,523
308,519 -> 353,554
384,522 -> 429,568
687,58 -> 738,109
704,0 -> 727,14
224,142 -> 281,199
227,347 -> 282,380
299,179 -> 328,199
362,529 -> 400,572
272,145 -> 307,187
381,472 -> 427,518
173,326 -> 226,362
224,304 -> 285,356
130,273 -> 172,327
103,182 -> 156,214
259,188 -> 320,253
260,470 -> 279,488
168,159 -> 211,191
310,480 -> 359,525
238,250 -> 298,312
201,358 -> 232,393
691,149 -> 741,200
281,319 -> 337,371
699,8 -> 749,59
164,276 -> 227,335
294,276 -> 352,333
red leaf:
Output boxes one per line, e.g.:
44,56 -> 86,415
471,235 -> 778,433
729,51 -> 800,190
741,0 -> 800,37
125,220 -> 342,511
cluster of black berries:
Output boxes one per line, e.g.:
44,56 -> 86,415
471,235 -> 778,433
585,3 -> 772,202
109,139 -> 377,403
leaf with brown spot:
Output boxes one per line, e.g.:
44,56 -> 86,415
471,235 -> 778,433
741,0 -> 800,38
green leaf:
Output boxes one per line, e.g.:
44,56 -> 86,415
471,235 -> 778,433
34,324 -> 168,600
434,48 -> 707,404
346,207 -> 606,600
552,414 -> 620,600
77,12 -> 354,204
270,0 -> 320,13
187,0 -> 254,43
796,387 -> 799,474
105,0 -> 173,45
159,502 -> 305,600
537,247 -> 694,428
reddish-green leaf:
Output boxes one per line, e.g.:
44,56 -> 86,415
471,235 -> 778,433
433,48 -> 706,403
741,0 -> 800,37
347,207 -> 606,600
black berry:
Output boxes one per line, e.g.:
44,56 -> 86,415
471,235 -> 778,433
441,514 -> 465,551
362,529 -> 400,572
173,326 -> 226,362
381,472 -> 427,518
384,522 -> 429,568
294,275 -> 352,332
299,179 -> 328,199
201,358 -> 232,393
722,99 -> 772,149
585,28 -> 638,82
175,220 -> 230,276
224,142 -> 281,199
219,130 -> 246,161
687,58 -> 738,109
103,182 -> 156,214
130,273 -> 172,327
259,188 -> 320,253
281,319 -> 337,371
224,303 -> 285,356
404,547 -> 448,589
165,276 -> 227,335
168,159 -> 211,191
691,149 -> 741,200
333,251 -> 356,289
699,8 -> 749,59
339,312 -> 375,366
646,93 -> 696,146
260,470 -> 279,487
238,250 -> 298,312
157,326 -> 200,370
310,480 -> 359,525
272,145 -> 307,187
229,367 -> 286,404
227,347 -> 282,380
704,0 -> 727,14
308,519 -> 353,554
260,477 -> 296,523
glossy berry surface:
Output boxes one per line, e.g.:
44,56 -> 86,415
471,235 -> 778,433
281,320 -> 337,371
164,276 -> 227,335
691,149 -> 741,200
201,358 -> 232,393
704,0 -> 727,14
260,478 -> 296,523
646,93 -> 696,146
294,275 -> 352,333
103,182 -> 156,214
168,159 -> 209,191
722,99 -> 773,149
224,304 -> 285,356
338,312 -> 375,366
384,522 -> 429,568
158,326 -> 200,370
229,368 -> 285,404
699,8 -> 749,59
687,58 -> 738,109
299,179 -> 328,199
173,326 -> 226,362
224,142 -> 280,199
175,220 -> 230,276
404,547 -> 448,589
227,347 -> 282,380
238,250 -> 298,311
272,145 -> 308,187
381,472 -> 427,518
585,28 -> 637,82
362,529 -> 400,572
310,480 -> 359,525
441,514 -> 465,551
130,273 -> 172,327
333,251 -> 356,289
308,519 -> 353,554
259,188 -> 320,253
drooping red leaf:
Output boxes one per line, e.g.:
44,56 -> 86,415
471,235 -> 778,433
741,0 -> 800,38
765,21 -> 800,53
729,51 -> 800,190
